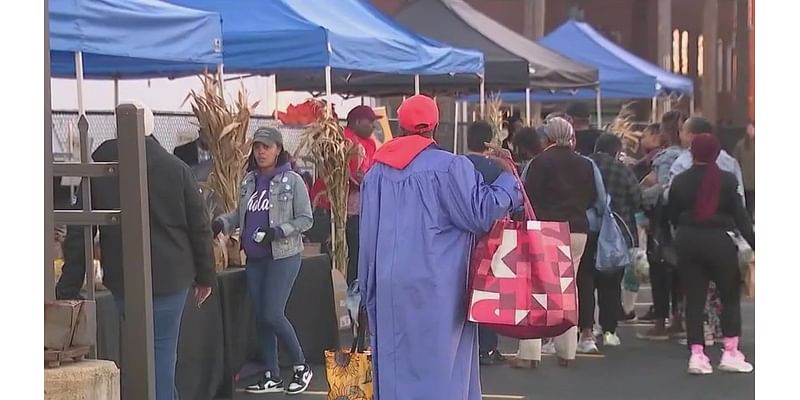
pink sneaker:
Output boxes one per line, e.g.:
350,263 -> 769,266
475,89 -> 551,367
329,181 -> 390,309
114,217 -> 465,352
688,352 -> 713,375
718,350 -> 754,373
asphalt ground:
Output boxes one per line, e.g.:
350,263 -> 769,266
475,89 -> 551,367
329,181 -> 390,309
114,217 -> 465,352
228,286 -> 755,400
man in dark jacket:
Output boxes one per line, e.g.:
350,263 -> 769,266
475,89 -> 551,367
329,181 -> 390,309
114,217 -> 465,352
56,102 -> 215,400
568,102 -> 606,156
464,120 -> 505,366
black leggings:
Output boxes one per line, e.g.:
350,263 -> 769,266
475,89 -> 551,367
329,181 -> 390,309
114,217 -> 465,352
577,233 -> 623,333
674,227 -> 742,347
648,232 -> 683,320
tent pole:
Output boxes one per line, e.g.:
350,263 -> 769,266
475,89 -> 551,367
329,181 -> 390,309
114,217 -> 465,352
113,78 -> 120,108
525,88 -> 531,125
479,75 -> 486,118
272,75 -> 279,118
325,65 -> 333,116
453,97 -> 459,154
690,94 -> 695,114
217,63 -> 224,99
651,96 -> 657,123
75,51 -> 86,117
414,74 -> 420,95
595,87 -> 602,129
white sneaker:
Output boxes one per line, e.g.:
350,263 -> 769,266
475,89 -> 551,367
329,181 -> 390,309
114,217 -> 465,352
603,332 -> 622,347
576,339 -> 599,354
244,372 -> 284,394
688,353 -> 713,375
593,325 -> 603,338
286,364 -> 313,395
541,340 -> 557,355
718,350 -> 754,373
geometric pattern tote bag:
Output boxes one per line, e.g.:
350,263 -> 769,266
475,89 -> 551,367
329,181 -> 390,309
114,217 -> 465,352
467,170 -> 577,339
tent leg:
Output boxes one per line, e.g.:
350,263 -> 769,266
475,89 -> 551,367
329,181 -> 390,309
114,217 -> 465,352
453,97 -> 459,154
651,96 -> 657,123
114,78 -> 120,108
525,88 -> 531,126
75,51 -> 85,117
217,63 -> 225,98
325,65 -> 333,116
414,74 -> 420,95
479,75 -> 486,119
595,88 -> 602,129
690,94 -> 695,114
272,75 -> 279,118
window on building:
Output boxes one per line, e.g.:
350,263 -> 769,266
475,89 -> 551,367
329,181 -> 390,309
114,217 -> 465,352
681,31 -> 689,75
672,29 -> 681,73
697,35 -> 704,77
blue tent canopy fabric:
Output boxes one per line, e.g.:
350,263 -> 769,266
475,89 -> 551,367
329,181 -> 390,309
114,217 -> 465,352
464,20 -> 693,103
279,0 -> 484,75
49,0 -> 223,78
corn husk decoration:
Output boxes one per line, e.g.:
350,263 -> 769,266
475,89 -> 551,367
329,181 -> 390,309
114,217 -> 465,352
185,72 -> 259,213
608,102 -> 641,157
294,102 -> 358,276
486,94 -> 504,146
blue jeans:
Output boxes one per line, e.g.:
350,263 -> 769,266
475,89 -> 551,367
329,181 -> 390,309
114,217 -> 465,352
114,289 -> 189,400
478,325 -> 499,353
246,254 -> 306,377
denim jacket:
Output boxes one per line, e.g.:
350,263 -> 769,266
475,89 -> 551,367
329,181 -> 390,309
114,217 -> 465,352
217,170 -> 313,260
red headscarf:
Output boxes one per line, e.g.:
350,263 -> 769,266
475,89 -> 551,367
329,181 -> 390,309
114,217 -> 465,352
690,134 -> 722,221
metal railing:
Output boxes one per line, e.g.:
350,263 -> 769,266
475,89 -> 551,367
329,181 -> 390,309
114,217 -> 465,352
50,105 -> 157,399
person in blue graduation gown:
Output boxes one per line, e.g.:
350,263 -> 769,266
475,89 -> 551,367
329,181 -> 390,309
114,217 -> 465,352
358,95 -> 522,400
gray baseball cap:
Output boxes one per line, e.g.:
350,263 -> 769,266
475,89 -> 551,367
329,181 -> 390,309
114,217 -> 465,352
253,127 -> 283,146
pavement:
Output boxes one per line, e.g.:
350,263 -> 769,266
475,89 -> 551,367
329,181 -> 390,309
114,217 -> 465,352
228,286 -> 755,400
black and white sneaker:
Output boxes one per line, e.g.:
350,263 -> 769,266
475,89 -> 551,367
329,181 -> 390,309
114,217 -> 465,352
244,372 -> 284,394
286,364 -> 313,395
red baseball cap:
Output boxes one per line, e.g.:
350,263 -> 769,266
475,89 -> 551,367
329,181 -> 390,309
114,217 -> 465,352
397,95 -> 439,134
346,105 -> 379,124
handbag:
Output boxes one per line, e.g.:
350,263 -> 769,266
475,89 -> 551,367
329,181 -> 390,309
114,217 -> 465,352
324,309 -> 373,400
595,195 -> 634,274
467,167 -> 576,339
727,232 -> 755,299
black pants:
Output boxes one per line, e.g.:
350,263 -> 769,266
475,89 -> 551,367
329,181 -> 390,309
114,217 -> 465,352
577,233 -> 623,333
648,232 -> 683,319
675,227 -> 742,347
478,325 -> 498,353
345,215 -> 360,287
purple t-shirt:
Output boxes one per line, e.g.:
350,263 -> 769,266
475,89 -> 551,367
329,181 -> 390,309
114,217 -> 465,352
242,163 -> 290,259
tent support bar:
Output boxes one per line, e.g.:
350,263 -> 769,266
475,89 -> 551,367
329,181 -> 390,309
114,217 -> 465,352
453,98 -> 459,154
479,75 -> 486,118
325,65 -> 333,117
414,74 -> 420,95
75,51 -> 85,116
595,88 -> 602,129
217,64 -> 224,99
651,96 -> 657,123
114,78 -> 120,107
525,88 -> 531,125
690,94 -> 695,114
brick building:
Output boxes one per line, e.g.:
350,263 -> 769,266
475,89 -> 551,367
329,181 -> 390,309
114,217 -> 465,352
371,0 -> 754,125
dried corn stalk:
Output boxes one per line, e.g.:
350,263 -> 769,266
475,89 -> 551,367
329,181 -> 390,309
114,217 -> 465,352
608,102 -> 641,156
294,110 -> 357,276
486,94 -> 504,146
185,73 -> 259,213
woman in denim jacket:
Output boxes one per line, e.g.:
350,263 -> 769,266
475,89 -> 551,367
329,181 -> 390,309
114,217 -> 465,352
213,127 -> 313,395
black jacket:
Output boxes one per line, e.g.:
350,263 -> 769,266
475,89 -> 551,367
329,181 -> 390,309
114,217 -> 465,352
525,147 -> 597,233
58,137 -> 216,298
668,165 -> 755,249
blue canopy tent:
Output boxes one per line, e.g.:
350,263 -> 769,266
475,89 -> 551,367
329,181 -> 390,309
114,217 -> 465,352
50,0 -> 223,79
462,20 -> 694,124
166,0 -> 482,112
272,0 -> 485,94
50,0 -> 223,113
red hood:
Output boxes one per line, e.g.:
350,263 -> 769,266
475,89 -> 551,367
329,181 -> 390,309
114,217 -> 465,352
373,135 -> 435,170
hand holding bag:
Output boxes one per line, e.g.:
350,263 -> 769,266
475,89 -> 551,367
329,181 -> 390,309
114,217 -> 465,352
467,167 -> 576,339
324,309 -> 373,400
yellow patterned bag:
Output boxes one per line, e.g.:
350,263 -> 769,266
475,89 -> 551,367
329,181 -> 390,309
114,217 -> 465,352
324,311 -> 373,400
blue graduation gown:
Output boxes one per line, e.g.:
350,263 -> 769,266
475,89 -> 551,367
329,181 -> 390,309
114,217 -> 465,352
358,142 -> 521,400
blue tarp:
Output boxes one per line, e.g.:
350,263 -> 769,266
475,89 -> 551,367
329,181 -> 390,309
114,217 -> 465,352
279,0 -> 484,75
463,20 -> 693,102
49,0 -> 223,78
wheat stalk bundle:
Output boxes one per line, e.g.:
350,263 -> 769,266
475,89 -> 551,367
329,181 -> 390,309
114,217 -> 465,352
608,102 -> 641,156
185,73 -> 259,213
486,94 -> 504,146
294,108 -> 357,276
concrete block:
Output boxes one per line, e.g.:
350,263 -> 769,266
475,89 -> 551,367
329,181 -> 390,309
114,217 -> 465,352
44,359 -> 120,400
